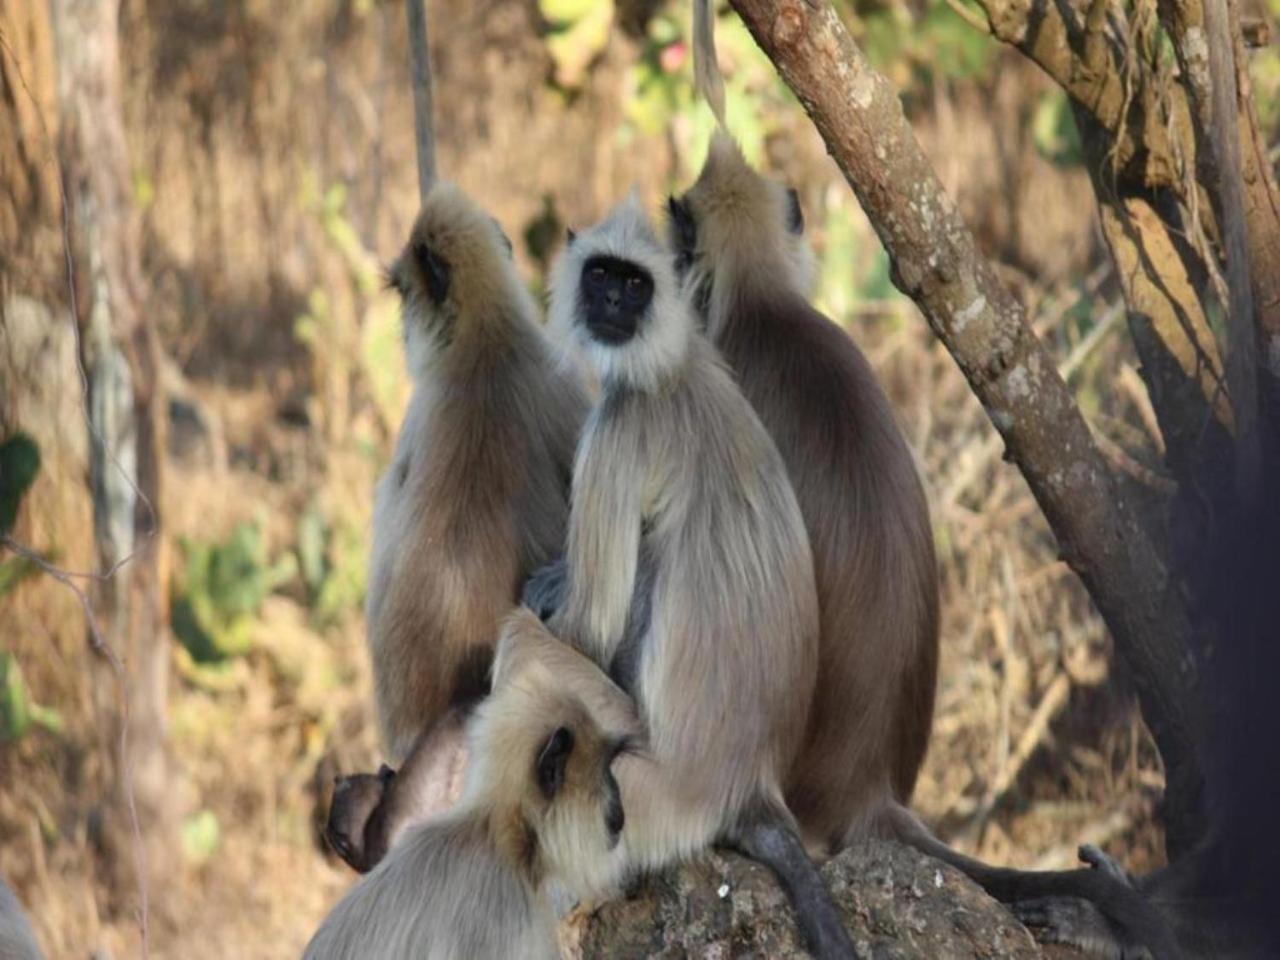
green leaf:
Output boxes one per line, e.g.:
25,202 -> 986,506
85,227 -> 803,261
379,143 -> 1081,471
0,653 -> 32,739
0,433 -> 41,535
181,809 -> 221,865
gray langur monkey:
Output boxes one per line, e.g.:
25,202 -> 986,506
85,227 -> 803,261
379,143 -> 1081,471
667,81 -> 1181,957
529,196 -> 857,959
668,130 -> 939,853
0,877 -> 42,960
306,610 -> 640,960
329,184 -> 588,871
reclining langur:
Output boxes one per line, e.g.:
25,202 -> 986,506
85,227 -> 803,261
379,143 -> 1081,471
329,183 -> 587,870
532,197 -> 856,959
305,610 -> 639,960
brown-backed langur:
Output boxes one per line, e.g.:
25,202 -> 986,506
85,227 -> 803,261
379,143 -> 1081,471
668,132 -> 1183,959
535,197 -> 856,959
667,131 -> 939,851
333,184 -> 588,870
305,610 -> 639,960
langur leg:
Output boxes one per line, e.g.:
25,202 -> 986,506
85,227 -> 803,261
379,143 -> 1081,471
727,799 -> 859,960
325,706 -> 469,872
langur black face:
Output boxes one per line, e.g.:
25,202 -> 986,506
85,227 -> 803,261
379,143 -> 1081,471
535,724 -> 628,849
578,255 -> 654,345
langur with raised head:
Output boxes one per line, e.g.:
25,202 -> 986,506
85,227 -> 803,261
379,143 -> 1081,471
674,12 -> 1181,956
306,610 -> 639,960
667,129 -> 939,853
329,183 -> 588,871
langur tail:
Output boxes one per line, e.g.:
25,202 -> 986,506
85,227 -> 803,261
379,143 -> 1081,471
693,0 -> 727,126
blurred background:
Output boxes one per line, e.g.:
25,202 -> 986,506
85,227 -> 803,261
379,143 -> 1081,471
1,0 -> 1277,956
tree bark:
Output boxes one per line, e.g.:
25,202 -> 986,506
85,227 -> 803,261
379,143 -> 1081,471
728,0 -> 1205,852
570,841 -> 1052,958
52,0 -> 172,935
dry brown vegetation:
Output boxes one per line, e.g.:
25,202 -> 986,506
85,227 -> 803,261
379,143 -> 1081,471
3,0 -> 1275,956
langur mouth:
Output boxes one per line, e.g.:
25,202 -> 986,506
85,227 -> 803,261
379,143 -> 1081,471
588,317 -> 638,345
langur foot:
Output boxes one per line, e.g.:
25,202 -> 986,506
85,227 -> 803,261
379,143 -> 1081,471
1014,896 -> 1154,960
730,807 -> 859,960
1077,844 -> 1134,886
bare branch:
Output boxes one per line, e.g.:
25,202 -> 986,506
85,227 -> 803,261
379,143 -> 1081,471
729,0 -> 1205,849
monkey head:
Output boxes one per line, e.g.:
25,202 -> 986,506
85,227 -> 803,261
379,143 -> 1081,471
467,613 -> 638,896
325,763 -> 397,873
549,194 -> 692,393
666,130 -> 816,331
386,183 -> 527,379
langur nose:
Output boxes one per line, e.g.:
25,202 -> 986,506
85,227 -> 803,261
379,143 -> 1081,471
605,288 -> 622,309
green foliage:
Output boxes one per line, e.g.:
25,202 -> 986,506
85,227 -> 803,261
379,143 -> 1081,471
1032,91 -> 1083,167
296,502 -> 367,628
0,432 -> 40,535
0,653 -> 64,741
172,522 -> 297,662
858,0 -> 994,89
541,0 -> 615,88
181,809 -> 221,865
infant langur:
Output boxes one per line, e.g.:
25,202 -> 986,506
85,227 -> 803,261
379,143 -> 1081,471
306,610 -> 639,960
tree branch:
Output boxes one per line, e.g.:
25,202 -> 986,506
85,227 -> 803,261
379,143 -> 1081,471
729,0 -> 1205,851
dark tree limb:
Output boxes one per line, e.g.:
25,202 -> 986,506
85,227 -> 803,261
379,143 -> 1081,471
728,0 -> 1205,852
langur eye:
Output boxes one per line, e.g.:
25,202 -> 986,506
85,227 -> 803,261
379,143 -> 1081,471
589,266 -> 606,283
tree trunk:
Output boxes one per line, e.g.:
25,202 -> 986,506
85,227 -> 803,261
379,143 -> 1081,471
728,0 -> 1206,852
52,0 -> 172,936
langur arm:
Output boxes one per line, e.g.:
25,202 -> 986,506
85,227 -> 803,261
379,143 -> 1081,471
552,422 -> 646,664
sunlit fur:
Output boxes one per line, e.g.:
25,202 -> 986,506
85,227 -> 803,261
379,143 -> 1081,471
671,131 -> 940,852
305,611 -> 638,960
0,878 -> 42,960
547,198 -> 820,870
369,183 -> 587,761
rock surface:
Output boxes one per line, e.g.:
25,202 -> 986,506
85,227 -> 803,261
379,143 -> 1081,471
563,838 -> 1068,959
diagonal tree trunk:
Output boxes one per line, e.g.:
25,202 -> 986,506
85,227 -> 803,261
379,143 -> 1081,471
728,0 -> 1206,852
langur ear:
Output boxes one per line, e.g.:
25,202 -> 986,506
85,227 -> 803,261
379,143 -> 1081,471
565,228 -> 578,247
413,240 -> 451,305
667,195 -> 697,254
786,187 -> 805,236
535,726 -> 574,799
